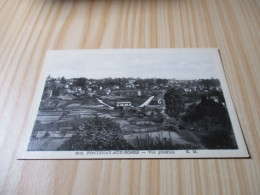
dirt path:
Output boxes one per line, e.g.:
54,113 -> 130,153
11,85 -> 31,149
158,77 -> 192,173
139,96 -> 154,107
96,98 -> 114,109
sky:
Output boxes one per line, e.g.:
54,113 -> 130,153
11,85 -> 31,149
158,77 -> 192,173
45,49 -> 219,80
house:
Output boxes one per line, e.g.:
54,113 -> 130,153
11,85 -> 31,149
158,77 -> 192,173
152,86 -> 159,90
104,88 -> 111,95
191,86 -> 197,91
112,85 -> 120,90
184,88 -> 191,92
87,88 -> 93,93
128,79 -> 136,84
216,87 -> 221,91
47,90 -> 52,97
55,80 -> 61,84
211,96 -> 219,103
126,83 -> 134,89
116,102 -> 132,107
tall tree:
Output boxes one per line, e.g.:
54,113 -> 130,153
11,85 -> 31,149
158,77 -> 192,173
74,78 -> 87,88
164,87 -> 184,118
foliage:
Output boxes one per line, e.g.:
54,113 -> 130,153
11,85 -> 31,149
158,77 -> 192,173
74,78 -> 87,88
164,87 -> 185,118
149,111 -> 164,123
60,77 -> 66,84
156,79 -> 168,85
52,88 -> 60,96
198,79 -> 220,89
183,95 -> 230,124
58,117 -> 131,150
134,132 -> 196,150
182,95 -> 238,149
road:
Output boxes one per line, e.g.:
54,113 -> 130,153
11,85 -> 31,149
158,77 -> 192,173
96,98 -> 114,109
139,96 -> 154,107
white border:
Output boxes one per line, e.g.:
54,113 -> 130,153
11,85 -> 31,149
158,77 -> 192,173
17,49 -> 249,159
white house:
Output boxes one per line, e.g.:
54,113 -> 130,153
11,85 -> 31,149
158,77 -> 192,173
116,102 -> 132,107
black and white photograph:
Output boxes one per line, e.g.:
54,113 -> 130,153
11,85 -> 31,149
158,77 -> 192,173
18,49 -> 248,159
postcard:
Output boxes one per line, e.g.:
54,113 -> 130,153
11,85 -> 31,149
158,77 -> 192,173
17,49 -> 249,159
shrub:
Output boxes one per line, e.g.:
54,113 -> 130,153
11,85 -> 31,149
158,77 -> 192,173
58,117 -> 131,150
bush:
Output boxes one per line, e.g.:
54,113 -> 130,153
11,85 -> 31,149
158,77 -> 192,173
182,96 -> 238,149
58,117 -> 131,150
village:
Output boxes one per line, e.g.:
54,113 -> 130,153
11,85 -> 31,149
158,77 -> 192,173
28,76 -> 227,151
